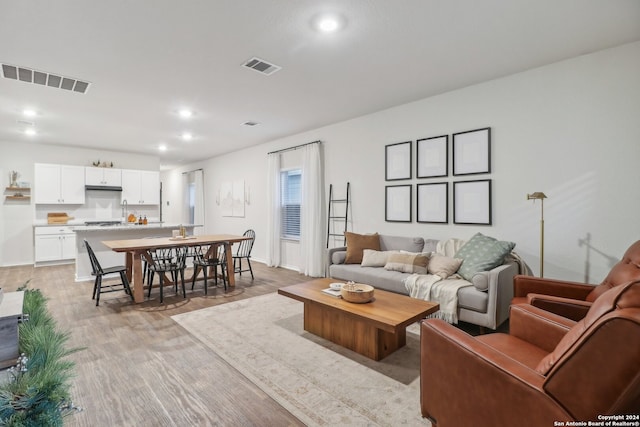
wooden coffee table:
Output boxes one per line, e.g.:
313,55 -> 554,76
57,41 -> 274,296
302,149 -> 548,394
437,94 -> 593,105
278,278 -> 439,361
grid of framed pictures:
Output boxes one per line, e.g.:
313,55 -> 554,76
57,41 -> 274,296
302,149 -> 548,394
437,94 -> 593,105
384,127 -> 492,224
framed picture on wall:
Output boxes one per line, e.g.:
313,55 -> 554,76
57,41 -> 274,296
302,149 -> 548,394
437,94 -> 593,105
385,141 -> 412,180
453,179 -> 492,225
452,127 -> 491,176
385,184 -> 412,222
417,182 -> 448,223
417,135 -> 448,178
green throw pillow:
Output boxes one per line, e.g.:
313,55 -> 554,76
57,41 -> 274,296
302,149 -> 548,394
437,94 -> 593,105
454,233 -> 515,281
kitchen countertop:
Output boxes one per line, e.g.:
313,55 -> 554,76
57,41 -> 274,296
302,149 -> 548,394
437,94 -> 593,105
71,223 -> 201,232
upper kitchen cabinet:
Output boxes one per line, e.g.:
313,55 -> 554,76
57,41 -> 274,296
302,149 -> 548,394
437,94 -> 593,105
121,169 -> 159,205
34,163 -> 85,204
85,167 -> 122,187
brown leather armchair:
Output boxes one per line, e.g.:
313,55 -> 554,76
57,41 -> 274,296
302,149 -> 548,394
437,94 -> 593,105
420,281 -> 640,427
512,240 -> 640,320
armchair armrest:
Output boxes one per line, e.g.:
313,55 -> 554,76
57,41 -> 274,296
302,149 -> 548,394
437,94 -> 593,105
526,294 -> 592,321
509,304 -> 575,352
513,275 -> 594,299
420,319 -> 570,425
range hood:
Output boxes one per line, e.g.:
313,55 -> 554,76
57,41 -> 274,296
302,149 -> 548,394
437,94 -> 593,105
85,185 -> 123,191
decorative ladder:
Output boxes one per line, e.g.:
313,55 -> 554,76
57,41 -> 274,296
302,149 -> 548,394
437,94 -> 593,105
326,182 -> 350,248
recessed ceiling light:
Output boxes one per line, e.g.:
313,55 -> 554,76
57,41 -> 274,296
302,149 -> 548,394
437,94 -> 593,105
158,144 -> 167,151
178,109 -> 193,118
24,128 -> 36,136
181,132 -> 193,141
313,14 -> 345,33
23,109 -> 37,117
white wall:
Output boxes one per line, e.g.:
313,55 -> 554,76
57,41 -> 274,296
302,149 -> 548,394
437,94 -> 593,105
0,141 -> 159,266
163,41 -> 640,283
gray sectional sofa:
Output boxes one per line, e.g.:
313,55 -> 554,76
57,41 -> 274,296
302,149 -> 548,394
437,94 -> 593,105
327,234 -> 519,330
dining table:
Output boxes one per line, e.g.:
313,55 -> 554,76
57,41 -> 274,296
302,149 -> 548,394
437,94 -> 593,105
102,234 -> 251,303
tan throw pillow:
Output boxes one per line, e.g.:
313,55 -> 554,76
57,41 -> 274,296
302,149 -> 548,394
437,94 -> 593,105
361,249 -> 399,267
384,252 -> 429,274
345,232 -> 381,264
428,254 -> 463,279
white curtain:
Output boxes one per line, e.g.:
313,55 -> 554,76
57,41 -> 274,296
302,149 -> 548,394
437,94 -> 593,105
301,143 -> 324,277
192,170 -> 204,235
266,153 -> 281,267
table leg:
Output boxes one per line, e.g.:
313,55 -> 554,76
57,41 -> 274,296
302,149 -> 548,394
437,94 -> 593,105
125,252 -> 133,281
225,242 -> 235,287
131,251 -> 144,303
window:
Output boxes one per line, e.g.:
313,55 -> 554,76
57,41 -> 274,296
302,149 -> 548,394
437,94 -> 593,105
281,169 -> 301,239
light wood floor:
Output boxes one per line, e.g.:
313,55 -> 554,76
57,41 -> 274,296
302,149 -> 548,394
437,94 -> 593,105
0,261 -> 312,426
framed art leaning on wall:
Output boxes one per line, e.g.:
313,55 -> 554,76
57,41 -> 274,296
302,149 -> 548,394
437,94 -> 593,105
453,179 -> 492,225
452,127 -> 491,176
385,184 -> 412,222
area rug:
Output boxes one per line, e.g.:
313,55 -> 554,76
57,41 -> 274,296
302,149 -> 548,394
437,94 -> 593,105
172,293 -> 431,426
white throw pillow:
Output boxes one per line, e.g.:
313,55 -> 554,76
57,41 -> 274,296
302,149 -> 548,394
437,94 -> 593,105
361,249 -> 399,267
384,252 -> 429,274
428,254 -> 463,279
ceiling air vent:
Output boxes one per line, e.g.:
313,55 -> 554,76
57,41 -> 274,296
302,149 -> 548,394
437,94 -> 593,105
242,57 -> 281,76
1,63 -> 91,94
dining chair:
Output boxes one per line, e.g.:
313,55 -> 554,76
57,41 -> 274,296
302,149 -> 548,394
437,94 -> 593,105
147,246 -> 188,303
192,244 -> 228,294
84,239 -> 134,306
233,229 -> 255,279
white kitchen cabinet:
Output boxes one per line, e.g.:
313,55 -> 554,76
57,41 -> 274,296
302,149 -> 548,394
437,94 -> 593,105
34,226 -> 76,263
85,167 -> 122,187
34,163 -> 85,204
121,169 -> 159,205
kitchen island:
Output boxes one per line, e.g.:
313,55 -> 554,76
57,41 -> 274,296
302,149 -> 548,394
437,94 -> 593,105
74,223 -> 201,281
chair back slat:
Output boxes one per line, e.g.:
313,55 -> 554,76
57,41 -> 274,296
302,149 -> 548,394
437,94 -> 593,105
84,239 -> 104,275
236,229 -> 255,257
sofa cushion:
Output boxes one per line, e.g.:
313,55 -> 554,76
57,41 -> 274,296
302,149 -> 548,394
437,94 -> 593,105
428,254 -> 463,279
361,249 -> 399,267
332,251 -> 346,265
458,286 -> 489,313
344,232 -> 381,264
454,233 -> 515,281
330,264 -> 409,294
379,234 -> 425,253
423,239 -> 439,254
384,252 -> 429,274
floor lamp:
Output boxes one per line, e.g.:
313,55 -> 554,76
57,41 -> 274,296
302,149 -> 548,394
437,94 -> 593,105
527,192 -> 547,277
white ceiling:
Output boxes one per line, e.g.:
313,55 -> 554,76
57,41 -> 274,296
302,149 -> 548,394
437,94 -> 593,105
1,1 -> 639,170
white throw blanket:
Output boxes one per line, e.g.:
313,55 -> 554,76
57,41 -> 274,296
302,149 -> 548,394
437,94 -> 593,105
404,274 -> 471,324
405,238 -> 470,324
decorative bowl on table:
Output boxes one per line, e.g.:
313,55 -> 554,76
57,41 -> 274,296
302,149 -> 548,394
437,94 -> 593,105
340,283 -> 374,303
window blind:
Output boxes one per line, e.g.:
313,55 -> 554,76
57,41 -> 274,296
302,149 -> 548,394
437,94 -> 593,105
281,169 -> 301,239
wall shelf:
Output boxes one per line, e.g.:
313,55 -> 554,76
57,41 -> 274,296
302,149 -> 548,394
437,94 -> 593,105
4,187 -> 30,201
